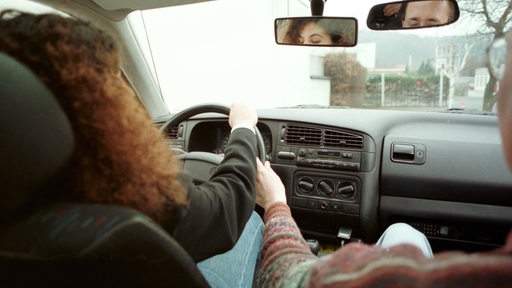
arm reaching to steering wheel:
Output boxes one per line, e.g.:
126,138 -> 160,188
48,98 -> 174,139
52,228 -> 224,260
172,103 -> 261,262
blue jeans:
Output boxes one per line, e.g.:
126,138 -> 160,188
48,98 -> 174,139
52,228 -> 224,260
197,211 -> 264,287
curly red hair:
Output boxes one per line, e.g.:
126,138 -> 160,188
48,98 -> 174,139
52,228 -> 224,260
0,11 -> 188,230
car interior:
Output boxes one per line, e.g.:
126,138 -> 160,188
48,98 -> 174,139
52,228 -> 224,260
0,0 -> 511,285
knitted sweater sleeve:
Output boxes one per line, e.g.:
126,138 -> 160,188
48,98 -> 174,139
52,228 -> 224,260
256,202 -> 318,287
256,202 -> 512,288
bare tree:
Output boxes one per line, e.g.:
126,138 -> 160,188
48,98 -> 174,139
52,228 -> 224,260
324,52 -> 366,107
460,0 -> 512,111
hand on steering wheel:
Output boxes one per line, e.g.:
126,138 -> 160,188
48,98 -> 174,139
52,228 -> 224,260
159,104 -> 266,183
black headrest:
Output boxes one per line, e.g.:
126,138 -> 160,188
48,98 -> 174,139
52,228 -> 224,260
0,53 -> 74,214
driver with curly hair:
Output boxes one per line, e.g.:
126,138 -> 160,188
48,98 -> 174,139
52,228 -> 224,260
0,10 -> 263,287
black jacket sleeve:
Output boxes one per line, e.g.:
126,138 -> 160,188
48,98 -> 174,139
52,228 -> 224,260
171,128 -> 257,262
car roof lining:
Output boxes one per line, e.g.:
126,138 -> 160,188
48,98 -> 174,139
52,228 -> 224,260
29,0 -> 212,21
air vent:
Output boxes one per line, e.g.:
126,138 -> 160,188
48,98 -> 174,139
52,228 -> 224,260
324,129 -> 363,149
285,124 -> 322,146
154,123 -> 179,140
167,126 -> 179,139
284,123 -> 364,149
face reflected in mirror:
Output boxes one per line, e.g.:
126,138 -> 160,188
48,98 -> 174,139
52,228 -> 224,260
297,21 -> 333,45
275,17 -> 357,47
367,0 -> 460,30
403,0 -> 451,27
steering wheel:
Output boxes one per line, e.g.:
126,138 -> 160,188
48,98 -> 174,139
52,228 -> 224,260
160,104 -> 266,183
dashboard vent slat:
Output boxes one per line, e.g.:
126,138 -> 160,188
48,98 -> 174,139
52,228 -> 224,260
285,124 -> 322,146
324,129 -> 364,149
284,124 -> 364,149
167,126 -> 179,139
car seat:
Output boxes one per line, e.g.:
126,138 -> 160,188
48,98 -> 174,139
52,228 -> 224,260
0,53 -> 209,287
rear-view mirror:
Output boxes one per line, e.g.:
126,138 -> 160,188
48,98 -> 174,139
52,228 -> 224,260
275,17 -> 358,47
367,0 -> 460,30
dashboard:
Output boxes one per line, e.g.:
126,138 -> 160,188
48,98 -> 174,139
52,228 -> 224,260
160,108 -> 512,253
187,121 -> 272,157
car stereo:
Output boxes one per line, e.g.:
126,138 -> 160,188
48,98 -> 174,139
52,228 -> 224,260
295,148 -> 361,171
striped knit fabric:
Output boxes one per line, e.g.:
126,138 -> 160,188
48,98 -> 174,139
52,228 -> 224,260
255,202 -> 512,288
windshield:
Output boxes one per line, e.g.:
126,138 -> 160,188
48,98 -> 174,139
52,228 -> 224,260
137,0 -> 506,113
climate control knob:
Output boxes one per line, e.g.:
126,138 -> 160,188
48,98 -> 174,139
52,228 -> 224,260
338,182 -> 355,198
318,179 -> 334,196
298,177 -> 314,193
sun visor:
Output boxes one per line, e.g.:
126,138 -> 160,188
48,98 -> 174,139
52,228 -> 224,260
91,0 -> 213,11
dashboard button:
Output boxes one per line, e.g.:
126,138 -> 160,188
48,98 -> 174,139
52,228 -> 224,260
291,197 -> 308,208
308,200 -> 320,210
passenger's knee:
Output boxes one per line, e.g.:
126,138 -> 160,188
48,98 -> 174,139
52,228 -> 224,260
384,222 -> 417,235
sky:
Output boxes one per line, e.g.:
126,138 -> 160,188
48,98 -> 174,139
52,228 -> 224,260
138,0 -> 479,112
1,0 -> 492,112
139,0 -> 386,111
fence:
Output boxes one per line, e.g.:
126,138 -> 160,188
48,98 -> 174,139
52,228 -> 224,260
363,74 -> 449,108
